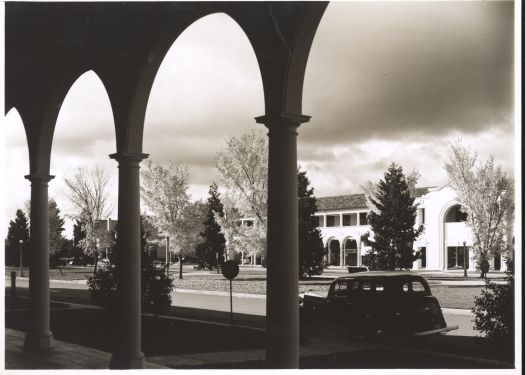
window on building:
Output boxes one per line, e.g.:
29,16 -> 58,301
445,205 -> 468,222
359,212 -> 368,226
419,247 -> 426,268
419,208 -> 425,224
327,216 -> 335,227
342,213 -> 357,226
447,246 -> 469,269
317,216 -> 324,227
245,220 -> 253,227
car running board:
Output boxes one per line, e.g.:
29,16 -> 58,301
413,325 -> 459,336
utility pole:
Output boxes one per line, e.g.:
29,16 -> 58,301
19,239 -> 24,277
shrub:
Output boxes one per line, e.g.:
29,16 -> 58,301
472,258 -> 514,348
87,218 -> 174,314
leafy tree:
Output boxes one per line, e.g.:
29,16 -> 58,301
215,130 -> 268,260
140,159 -> 190,255
178,201 -> 208,260
5,209 -> 30,266
196,183 -> 226,269
445,141 -> 514,276
48,199 -> 66,268
87,217 -> 174,314
64,166 -> 112,272
472,259 -> 514,351
298,169 -> 324,278
361,163 -> 424,270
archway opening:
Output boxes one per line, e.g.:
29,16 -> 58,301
344,238 -> 358,266
143,13 -> 264,265
328,239 -> 340,266
50,70 -> 117,265
443,204 -> 469,270
3,108 -> 31,267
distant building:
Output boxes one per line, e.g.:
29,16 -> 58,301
315,183 -> 506,272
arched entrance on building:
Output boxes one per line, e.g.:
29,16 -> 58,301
344,238 -> 358,266
328,239 -> 340,266
444,204 -> 469,269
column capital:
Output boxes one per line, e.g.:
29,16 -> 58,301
24,174 -> 55,183
109,152 -> 149,164
255,112 -> 311,134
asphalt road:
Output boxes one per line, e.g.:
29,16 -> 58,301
7,276 -> 477,337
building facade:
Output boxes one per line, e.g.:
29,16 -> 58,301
315,184 -> 506,272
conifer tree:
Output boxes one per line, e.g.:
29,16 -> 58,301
48,199 -> 66,268
5,209 -> 30,266
196,182 -> 226,269
298,169 -> 325,278
361,163 -> 423,270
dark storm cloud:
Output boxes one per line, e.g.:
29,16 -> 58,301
302,1 -> 514,147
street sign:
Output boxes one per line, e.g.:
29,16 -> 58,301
221,260 -> 239,280
221,260 -> 239,327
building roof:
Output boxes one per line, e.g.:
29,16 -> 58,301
316,187 -> 431,212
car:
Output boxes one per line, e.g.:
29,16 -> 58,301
300,271 -> 458,337
347,266 -> 369,273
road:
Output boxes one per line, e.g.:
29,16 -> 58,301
7,276 -> 477,337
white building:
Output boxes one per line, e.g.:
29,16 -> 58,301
315,184 -> 506,272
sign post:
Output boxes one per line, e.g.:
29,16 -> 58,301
221,260 -> 239,327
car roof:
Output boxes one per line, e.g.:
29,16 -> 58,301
334,271 -> 426,280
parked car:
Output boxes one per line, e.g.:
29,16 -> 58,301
347,266 -> 369,273
300,271 -> 458,337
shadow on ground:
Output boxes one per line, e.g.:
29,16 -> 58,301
5,295 -> 267,357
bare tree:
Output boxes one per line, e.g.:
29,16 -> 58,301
445,141 -> 514,276
64,166 -> 112,272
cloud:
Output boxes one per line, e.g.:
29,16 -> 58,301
3,3 -> 515,238
302,1 -> 514,146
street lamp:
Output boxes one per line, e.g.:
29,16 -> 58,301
19,239 -> 24,277
463,241 -> 468,277
165,236 -> 170,277
179,251 -> 183,280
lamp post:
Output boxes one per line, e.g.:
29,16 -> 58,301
463,241 -> 467,277
19,239 -> 24,277
179,252 -> 183,280
165,236 -> 170,277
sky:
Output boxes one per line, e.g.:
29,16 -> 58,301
2,1 -> 517,239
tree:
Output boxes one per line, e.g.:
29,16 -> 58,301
298,169 -> 324,278
87,217 -> 174,314
140,159 -> 191,254
196,183 -> 227,269
361,163 -> 424,270
445,141 -> 514,276
472,259 -> 514,351
48,199 -> 66,268
71,219 -> 88,265
5,209 -> 30,266
178,201 -> 208,260
215,130 -> 268,259
64,166 -> 112,273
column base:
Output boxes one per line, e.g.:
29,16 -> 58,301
24,332 -> 53,351
109,352 -> 145,369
